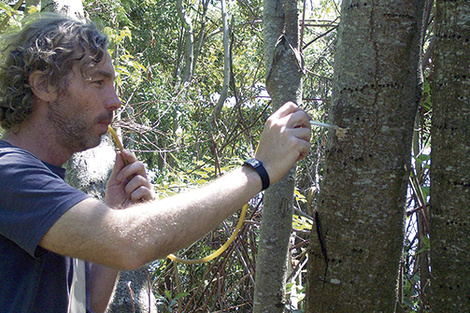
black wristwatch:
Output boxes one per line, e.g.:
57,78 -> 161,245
243,158 -> 270,191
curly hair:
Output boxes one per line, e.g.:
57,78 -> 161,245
0,13 -> 109,130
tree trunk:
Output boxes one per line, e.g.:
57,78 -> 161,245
430,1 -> 470,311
65,138 -> 157,313
40,1 -> 157,311
212,0 -> 231,122
105,267 -> 156,313
64,137 -> 115,203
192,0 -> 210,79
177,0 -> 194,83
253,1 -> 302,312
306,1 -> 425,311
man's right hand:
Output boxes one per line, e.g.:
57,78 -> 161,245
254,102 -> 311,184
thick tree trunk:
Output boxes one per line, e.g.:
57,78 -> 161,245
66,138 -> 157,313
253,1 -> 301,312
430,1 -> 470,311
105,268 -> 156,313
306,1 -> 425,311
41,1 -> 157,311
64,137 -> 115,202
65,139 -> 157,313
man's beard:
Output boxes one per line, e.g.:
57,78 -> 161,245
46,101 -> 110,153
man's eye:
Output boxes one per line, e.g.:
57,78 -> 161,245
93,80 -> 104,86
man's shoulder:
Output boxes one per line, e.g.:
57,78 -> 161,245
0,140 -> 70,183
0,140 -> 46,172
0,139 -> 39,161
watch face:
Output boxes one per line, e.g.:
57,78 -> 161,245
245,158 -> 261,168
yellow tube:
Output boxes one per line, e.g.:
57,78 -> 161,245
108,125 -> 131,167
108,125 -> 125,152
167,203 -> 248,264
108,125 -> 248,264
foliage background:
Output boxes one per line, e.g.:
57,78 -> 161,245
0,0 -> 433,311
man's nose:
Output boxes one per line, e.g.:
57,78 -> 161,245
105,87 -> 121,111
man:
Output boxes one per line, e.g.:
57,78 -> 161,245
0,13 -> 311,313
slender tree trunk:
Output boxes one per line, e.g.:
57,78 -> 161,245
306,1 -> 425,311
177,0 -> 194,83
192,0 -> 210,77
212,0 -> 231,122
430,1 -> 470,311
41,1 -> 156,311
253,1 -> 302,312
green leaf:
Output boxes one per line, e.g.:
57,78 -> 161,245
164,289 -> 171,299
174,292 -> 189,300
117,26 -> 132,42
417,236 -> 430,254
422,80 -> 431,93
0,2 -> 17,17
421,235 -> 430,247
286,282 -> 294,292
293,215 -> 313,231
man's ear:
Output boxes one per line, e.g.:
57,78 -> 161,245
29,71 -> 58,102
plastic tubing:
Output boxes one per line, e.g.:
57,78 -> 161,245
108,125 -> 128,166
167,203 -> 248,264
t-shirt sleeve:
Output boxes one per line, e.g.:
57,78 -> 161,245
0,151 -> 90,257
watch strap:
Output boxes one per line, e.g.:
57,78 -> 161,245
243,158 -> 270,191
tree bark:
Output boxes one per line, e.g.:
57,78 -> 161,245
66,137 -> 157,313
430,1 -> 470,311
306,1 -> 425,311
253,1 -> 302,312
105,267 -> 156,313
177,0 -> 194,83
192,0 -> 210,79
212,0 -> 231,122
40,1 -> 157,311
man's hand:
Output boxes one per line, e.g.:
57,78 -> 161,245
254,102 -> 311,184
105,150 -> 156,208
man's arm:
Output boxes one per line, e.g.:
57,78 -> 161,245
38,102 -> 311,270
